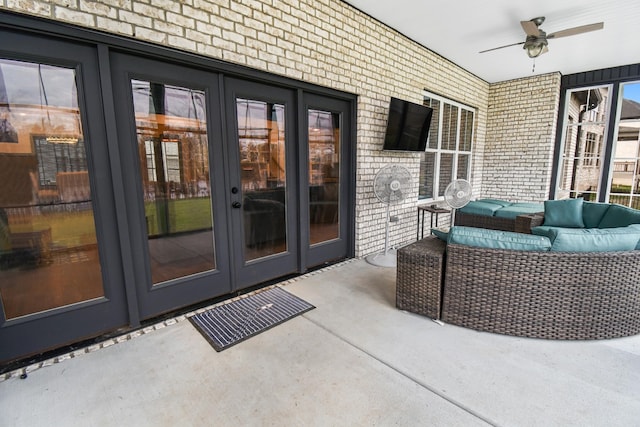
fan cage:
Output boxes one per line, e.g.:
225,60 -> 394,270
373,165 -> 412,204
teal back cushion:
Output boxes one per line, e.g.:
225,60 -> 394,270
458,201 -> 503,217
543,198 -> 585,228
447,226 -> 551,251
597,204 -> 640,228
582,201 -> 610,228
547,225 -> 640,252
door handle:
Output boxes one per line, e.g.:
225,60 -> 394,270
232,201 -> 242,209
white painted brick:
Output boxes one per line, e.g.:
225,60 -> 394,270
54,5 -> 94,26
6,0 -> 52,15
79,0 -> 117,18
97,15 -> 133,35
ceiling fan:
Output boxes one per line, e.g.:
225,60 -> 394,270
480,17 -> 604,58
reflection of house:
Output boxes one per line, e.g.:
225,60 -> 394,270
558,85 -> 640,207
612,99 -> 640,195
136,118 -> 210,200
559,87 -> 608,199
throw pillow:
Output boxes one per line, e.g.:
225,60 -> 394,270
543,198 -> 585,228
582,201 -> 610,228
597,204 -> 640,228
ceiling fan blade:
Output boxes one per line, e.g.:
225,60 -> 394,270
520,20 -> 540,36
479,41 -> 524,54
548,22 -> 604,39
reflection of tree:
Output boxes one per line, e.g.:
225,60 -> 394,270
134,82 -> 213,237
237,99 -> 286,189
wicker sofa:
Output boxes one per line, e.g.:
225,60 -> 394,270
455,198 -> 544,232
397,199 -> 640,340
441,242 -> 640,340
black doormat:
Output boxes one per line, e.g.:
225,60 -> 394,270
189,287 -> 315,352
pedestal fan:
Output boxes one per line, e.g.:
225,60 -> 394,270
444,179 -> 472,226
366,164 -> 412,267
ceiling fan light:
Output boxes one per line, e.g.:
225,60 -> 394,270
525,43 -> 543,58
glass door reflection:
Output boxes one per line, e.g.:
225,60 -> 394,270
0,59 -> 104,319
610,82 -> 640,208
236,98 -> 287,261
308,109 -> 340,245
131,80 -> 215,284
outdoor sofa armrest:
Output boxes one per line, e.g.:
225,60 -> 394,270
514,212 -> 545,234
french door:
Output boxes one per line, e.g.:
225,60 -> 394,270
110,53 -> 233,319
111,56 -> 301,319
224,78 -> 298,289
303,93 -> 352,267
1,23 -> 354,364
0,31 -> 129,362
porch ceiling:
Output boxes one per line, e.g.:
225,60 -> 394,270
343,0 -> 640,83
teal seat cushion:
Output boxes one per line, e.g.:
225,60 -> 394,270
494,204 -> 544,219
458,201 -> 504,217
447,226 -> 551,251
543,198 -> 585,228
597,204 -> 640,228
545,225 -> 640,252
431,227 -> 449,242
582,201 -> 611,228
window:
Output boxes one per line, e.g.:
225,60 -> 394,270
557,86 -> 610,202
610,81 -> 640,209
34,136 -> 87,188
419,92 -> 474,199
556,81 -> 640,209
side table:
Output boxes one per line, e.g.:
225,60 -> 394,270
417,205 -> 450,240
396,236 -> 446,319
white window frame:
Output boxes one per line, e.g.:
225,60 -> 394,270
419,90 -> 475,201
555,84 -> 612,201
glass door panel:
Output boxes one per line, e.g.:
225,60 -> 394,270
225,78 -> 298,290
610,82 -> 640,209
303,94 -> 351,268
130,80 -> 215,284
556,86 -> 610,200
308,109 -> 340,245
236,98 -> 287,261
0,59 -> 104,319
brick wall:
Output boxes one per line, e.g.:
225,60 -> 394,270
2,0 -> 497,256
483,73 -> 561,202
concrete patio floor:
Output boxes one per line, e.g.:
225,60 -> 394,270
1,259 -> 639,426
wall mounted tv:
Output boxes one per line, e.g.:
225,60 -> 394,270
382,97 -> 433,152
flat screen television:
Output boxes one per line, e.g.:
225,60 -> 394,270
382,97 -> 433,152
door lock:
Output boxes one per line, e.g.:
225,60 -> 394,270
232,201 -> 242,209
